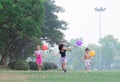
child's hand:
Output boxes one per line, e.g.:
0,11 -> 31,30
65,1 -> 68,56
54,53 -> 59,57
43,55 -> 46,58
73,45 -> 77,48
54,54 -> 57,57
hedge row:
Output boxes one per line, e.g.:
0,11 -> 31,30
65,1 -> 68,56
8,60 -> 58,70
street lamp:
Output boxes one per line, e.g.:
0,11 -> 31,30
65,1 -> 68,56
95,7 -> 106,69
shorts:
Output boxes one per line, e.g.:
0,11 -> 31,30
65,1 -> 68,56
61,57 -> 67,64
85,59 -> 90,67
36,57 -> 42,65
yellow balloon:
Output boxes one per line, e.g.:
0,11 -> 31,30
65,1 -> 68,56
90,50 -> 95,57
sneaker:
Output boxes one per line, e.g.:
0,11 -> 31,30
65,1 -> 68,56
64,69 -> 66,73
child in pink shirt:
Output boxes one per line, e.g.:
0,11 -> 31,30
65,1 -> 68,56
34,45 -> 44,71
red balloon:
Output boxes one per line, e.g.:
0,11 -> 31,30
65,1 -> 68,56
42,45 -> 48,50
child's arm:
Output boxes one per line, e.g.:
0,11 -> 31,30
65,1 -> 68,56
89,55 -> 92,60
54,53 -> 60,57
82,55 -> 85,62
43,54 -> 45,58
34,51 -> 36,56
65,46 -> 76,51
42,51 -> 46,58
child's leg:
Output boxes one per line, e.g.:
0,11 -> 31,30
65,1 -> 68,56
85,61 -> 87,72
38,64 -> 40,71
85,60 -> 90,72
61,63 -> 66,70
63,62 -> 66,70
88,65 -> 90,72
61,63 -> 64,71
88,61 -> 91,72
61,57 -> 67,72
38,64 -> 42,71
87,66 -> 89,72
63,62 -> 67,72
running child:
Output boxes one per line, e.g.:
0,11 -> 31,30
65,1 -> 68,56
82,48 -> 91,73
55,44 -> 74,73
34,45 -> 45,71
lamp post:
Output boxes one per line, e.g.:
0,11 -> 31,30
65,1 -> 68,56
95,7 -> 106,69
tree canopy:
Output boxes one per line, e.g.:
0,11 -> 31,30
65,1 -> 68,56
41,0 -> 68,44
0,0 -> 68,65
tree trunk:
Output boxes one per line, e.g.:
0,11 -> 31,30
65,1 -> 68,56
0,55 -> 7,65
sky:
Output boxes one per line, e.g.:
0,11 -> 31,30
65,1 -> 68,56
55,0 -> 120,45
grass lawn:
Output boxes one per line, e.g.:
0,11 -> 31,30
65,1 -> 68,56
0,69 -> 120,82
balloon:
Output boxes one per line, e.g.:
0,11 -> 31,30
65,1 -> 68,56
76,40 -> 82,46
90,50 -> 95,57
42,45 -> 48,50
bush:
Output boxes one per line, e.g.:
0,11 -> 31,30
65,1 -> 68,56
29,62 -> 38,70
8,61 -> 16,69
42,62 -> 58,70
12,60 -> 30,70
28,62 -> 58,70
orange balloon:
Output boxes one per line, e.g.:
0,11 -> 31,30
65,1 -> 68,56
90,50 -> 95,57
42,45 -> 48,50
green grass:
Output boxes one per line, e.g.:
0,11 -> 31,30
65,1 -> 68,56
0,70 -> 120,82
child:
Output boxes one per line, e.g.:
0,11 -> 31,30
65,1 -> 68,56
34,45 -> 45,71
82,48 -> 91,73
55,44 -> 73,73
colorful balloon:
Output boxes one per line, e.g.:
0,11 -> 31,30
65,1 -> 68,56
76,40 -> 82,46
42,45 -> 48,50
90,50 -> 95,57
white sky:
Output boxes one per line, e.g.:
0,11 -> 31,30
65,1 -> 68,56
55,0 -> 120,45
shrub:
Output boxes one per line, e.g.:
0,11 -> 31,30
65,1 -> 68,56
28,62 -> 58,70
8,61 -> 16,69
29,62 -> 38,70
13,60 -> 30,70
42,62 -> 58,70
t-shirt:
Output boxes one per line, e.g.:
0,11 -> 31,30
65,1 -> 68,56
34,50 -> 43,58
59,50 -> 66,57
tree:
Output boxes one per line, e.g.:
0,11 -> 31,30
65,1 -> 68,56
41,0 -> 68,44
0,0 -> 68,65
23,0 -> 68,60
0,0 -> 45,65
100,35 -> 118,69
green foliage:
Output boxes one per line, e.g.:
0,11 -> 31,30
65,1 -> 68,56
29,62 -> 38,70
22,37 -> 42,59
41,0 -> 68,44
13,60 -> 30,70
8,61 -> 16,69
0,0 -> 45,37
29,62 -> 58,70
62,35 -> 120,70
42,62 -> 58,70
100,35 -> 119,69
0,0 -> 45,64
0,0 -> 67,65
